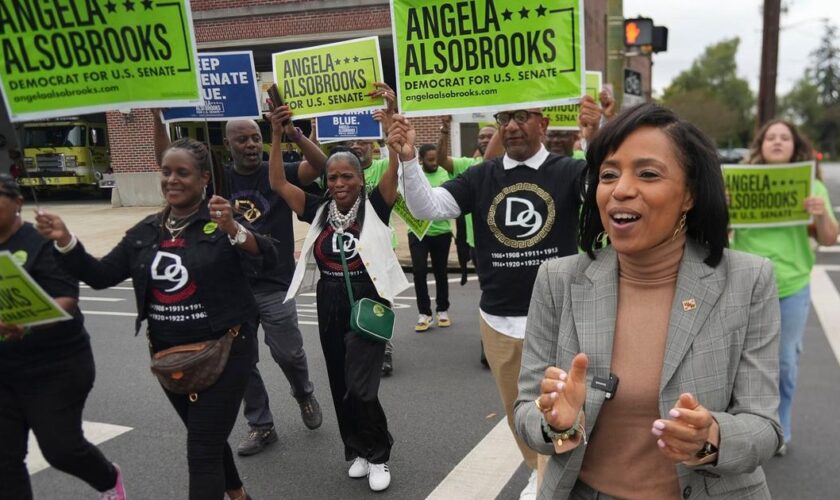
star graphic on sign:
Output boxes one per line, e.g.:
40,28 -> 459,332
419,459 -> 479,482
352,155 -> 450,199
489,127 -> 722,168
141,0 -> 153,9
536,4 -> 547,16
105,0 -> 117,12
123,0 -> 135,11
519,7 -> 529,18
334,57 -> 341,66
344,57 -> 350,64
353,56 -> 359,62
502,8 -> 512,21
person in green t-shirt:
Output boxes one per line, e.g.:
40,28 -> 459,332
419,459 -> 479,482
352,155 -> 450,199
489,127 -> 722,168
409,144 -> 455,332
731,119 -> 839,453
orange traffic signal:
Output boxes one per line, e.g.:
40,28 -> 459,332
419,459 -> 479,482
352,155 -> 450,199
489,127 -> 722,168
624,18 -> 653,47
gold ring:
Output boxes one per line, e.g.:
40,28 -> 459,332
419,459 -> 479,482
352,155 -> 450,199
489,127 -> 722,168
535,398 -> 548,412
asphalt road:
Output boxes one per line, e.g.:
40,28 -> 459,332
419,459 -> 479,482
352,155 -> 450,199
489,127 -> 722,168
27,164 -> 840,499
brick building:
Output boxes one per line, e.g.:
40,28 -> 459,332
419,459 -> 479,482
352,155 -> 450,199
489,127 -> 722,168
109,0 -> 652,206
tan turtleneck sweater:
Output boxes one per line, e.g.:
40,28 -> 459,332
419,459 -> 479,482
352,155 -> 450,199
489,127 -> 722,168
577,236 -> 685,499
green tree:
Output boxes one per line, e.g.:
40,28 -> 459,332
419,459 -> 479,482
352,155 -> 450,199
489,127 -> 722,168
782,22 -> 840,156
662,38 -> 754,146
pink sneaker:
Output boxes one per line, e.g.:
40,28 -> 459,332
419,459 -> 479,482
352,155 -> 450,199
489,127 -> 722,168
99,463 -> 126,500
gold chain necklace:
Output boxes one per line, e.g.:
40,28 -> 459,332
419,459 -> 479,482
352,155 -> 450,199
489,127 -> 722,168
164,209 -> 198,241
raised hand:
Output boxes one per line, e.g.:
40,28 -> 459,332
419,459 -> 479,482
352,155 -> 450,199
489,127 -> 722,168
207,195 -> 238,236
578,95 -> 603,142
34,210 -> 72,247
267,105 -> 295,139
537,353 -> 589,430
387,115 -> 416,160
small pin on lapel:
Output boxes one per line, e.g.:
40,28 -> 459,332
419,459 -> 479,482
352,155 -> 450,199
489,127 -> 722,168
682,298 -> 697,311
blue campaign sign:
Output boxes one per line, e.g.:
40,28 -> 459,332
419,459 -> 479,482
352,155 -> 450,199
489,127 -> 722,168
316,111 -> 382,142
162,51 -> 260,122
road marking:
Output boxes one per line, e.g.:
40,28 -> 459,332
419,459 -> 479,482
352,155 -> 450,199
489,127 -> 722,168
80,297 -> 124,302
82,310 -> 136,317
811,266 -> 840,366
426,418 -> 523,500
818,246 -> 840,253
27,421 -> 133,475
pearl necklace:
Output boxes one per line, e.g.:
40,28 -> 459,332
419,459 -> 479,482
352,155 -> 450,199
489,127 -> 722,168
327,197 -> 360,233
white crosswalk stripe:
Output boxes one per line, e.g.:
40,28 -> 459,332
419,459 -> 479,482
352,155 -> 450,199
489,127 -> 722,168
27,421 -> 132,475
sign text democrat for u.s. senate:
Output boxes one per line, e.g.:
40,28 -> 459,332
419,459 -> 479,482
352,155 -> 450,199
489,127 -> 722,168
0,0 -> 202,121
390,0 -> 585,117
272,36 -> 385,120
723,162 -> 815,228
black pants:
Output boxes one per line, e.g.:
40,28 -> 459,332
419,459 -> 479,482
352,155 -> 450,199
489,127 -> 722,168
157,326 -> 255,500
408,232 -> 452,316
0,345 -> 117,499
317,278 -> 394,464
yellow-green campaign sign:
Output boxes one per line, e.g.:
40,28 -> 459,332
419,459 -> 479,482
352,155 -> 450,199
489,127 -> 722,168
390,0 -> 585,117
0,0 -> 202,122
0,251 -> 71,327
546,70 -> 601,130
393,194 -> 431,239
723,162 -> 815,228
272,37 -> 385,120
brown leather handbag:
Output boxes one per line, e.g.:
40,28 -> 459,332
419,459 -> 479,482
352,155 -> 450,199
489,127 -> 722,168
149,326 -> 239,401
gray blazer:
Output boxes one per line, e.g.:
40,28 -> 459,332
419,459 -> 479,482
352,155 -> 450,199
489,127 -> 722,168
514,241 -> 783,500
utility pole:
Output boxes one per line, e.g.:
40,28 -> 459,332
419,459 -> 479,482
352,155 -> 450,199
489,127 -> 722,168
607,0 -> 624,110
757,0 -> 782,126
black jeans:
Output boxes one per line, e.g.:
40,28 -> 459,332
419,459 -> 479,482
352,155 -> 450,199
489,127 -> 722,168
157,326 -> 255,500
317,278 -> 393,463
0,345 -> 117,499
408,232 -> 452,316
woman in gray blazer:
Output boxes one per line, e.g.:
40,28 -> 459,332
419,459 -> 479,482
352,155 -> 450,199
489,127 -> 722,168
514,103 -> 782,499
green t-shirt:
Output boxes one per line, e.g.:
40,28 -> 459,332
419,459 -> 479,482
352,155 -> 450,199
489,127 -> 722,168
422,167 -> 454,237
731,179 -> 836,298
451,156 -> 484,247
363,158 -> 397,248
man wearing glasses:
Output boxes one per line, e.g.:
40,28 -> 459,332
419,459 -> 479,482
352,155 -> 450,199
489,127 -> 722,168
392,99 -> 602,499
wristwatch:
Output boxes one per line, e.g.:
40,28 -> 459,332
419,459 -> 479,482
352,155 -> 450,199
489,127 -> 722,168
228,222 -> 248,246
695,441 -> 718,459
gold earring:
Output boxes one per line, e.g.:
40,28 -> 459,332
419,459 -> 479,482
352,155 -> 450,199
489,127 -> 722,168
671,212 -> 687,241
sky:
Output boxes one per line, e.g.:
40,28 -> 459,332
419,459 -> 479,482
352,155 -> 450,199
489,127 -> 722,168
623,0 -> 839,96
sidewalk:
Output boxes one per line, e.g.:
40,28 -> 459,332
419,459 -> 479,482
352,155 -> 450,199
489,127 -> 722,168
23,200 -> 466,270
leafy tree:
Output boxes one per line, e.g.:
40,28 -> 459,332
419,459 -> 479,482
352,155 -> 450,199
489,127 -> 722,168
781,22 -> 840,156
661,38 -> 754,146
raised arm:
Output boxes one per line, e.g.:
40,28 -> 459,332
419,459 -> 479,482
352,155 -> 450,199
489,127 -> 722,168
436,115 -> 454,173
377,116 -> 413,208
267,107 -> 307,216
390,115 -> 462,220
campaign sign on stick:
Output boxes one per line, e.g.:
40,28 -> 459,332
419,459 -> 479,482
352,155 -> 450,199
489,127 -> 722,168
316,111 -> 383,142
0,251 -> 71,329
392,195 -> 432,239
0,0 -> 202,122
162,52 -> 260,122
545,71 -> 602,130
390,0 -> 585,117
723,162 -> 815,228
272,37 -> 385,120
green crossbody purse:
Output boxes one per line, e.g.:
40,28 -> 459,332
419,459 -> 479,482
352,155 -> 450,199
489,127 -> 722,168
337,232 -> 395,343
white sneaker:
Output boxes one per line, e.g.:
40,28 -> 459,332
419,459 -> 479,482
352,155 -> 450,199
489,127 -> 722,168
368,462 -> 391,491
436,310 -> 451,327
519,469 -> 537,499
348,457 -> 369,478
415,314 -> 434,332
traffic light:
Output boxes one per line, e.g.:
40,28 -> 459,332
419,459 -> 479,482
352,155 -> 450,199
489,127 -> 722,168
624,18 -> 653,47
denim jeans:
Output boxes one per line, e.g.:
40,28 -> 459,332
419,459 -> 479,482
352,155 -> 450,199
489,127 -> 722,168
243,287 -> 314,429
778,284 -> 811,443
